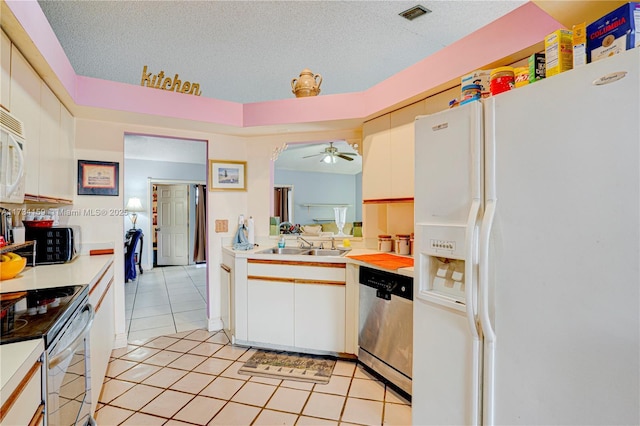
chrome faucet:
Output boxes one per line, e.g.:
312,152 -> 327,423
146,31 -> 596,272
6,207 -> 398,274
297,236 -> 314,249
330,236 -> 336,250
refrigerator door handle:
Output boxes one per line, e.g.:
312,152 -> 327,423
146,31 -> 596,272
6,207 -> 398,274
466,198 -> 482,426
479,198 -> 497,425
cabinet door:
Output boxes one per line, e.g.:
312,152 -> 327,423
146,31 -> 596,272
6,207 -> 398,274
39,83 -> 60,198
88,262 -> 114,415
1,30 -> 10,111
294,283 -> 345,352
10,46 -> 40,196
362,114 -> 391,200
390,101 -> 425,199
58,105 -> 74,200
247,279 -> 294,346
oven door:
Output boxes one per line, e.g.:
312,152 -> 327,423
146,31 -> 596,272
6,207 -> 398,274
45,303 -> 95,426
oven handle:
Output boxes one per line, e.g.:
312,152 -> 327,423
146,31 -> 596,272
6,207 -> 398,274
48,303 -> 95,369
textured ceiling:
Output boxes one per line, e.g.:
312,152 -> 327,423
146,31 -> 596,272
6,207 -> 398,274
37,0 -> 526,104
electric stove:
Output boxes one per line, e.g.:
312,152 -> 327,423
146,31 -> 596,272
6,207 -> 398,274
0,285 -> 89,347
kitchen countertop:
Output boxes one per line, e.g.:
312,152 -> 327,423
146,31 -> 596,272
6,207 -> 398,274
0,254 -> 114,294
223,245 -> 414,278
0,339 -> 44,396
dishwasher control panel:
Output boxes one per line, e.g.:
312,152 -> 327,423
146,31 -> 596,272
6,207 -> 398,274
359,266 -> 413,301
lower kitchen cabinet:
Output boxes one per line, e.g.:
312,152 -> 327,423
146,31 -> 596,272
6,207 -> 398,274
294,283 -> 345,352
245,260 -> 347,353
247,278 -> 295,346
88,258 -> 115,415
0,341 -> 45,426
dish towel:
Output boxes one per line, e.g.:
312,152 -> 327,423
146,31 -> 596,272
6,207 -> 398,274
233,224 -> 254,250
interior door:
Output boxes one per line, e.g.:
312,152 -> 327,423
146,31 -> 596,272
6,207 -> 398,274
156,184 -> 189,266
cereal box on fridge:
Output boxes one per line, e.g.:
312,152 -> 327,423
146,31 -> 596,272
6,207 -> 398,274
545,29 -> 573,77
573,22 -> 587,67
587,2 -> 640,63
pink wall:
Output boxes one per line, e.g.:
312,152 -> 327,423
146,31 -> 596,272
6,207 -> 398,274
7,1 -> 562,128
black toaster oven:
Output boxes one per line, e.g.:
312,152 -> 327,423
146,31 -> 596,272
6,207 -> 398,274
25,226 -> 80,264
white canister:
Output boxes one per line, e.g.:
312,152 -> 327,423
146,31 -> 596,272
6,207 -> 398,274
378,235 -> 393,252
395,234 -> 411,255
11,227 -> 25,244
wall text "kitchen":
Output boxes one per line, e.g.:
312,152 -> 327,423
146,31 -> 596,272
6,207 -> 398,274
140,66 -> 202,96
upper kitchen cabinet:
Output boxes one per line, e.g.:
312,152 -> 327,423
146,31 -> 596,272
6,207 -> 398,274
389,100 -> 426,199
362,114 -> 391,200
10,45 -> 41,196
1,30 -> 10,111
362,101 -> 426,201
9,43 -> 74,203
39,83 -> 60,199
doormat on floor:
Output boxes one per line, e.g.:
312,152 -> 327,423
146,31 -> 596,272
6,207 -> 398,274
238,349 -> 336,384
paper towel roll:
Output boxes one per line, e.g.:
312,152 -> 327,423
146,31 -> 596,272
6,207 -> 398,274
247,216 -> 255,245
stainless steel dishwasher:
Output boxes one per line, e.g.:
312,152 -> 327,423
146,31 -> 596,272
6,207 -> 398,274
358,266 -> 413,396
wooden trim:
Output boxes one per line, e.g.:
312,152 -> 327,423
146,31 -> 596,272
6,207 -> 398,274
220,264 -> 231,273
95,277 -> 114,313
28,403 -> 45,426
0,361 -> 41,422
89,262 -> 114,296
23,194 -> 73,205
248,276 -> 345,286
363,197 -> 414,204
248,275 -> 295,283
295,278 -> 345,286
248,259 -> 346,268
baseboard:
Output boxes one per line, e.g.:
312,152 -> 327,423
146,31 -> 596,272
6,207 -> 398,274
114,332 -> 128,349
208,317 -> 224,332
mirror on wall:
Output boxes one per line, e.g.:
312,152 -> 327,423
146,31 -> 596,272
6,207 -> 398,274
272,140 -> 362,234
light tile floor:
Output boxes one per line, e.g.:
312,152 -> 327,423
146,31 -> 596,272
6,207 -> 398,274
97,329 -> 412,425
125,265 -> 208,341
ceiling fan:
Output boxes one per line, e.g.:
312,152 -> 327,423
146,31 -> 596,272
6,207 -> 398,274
302,142 -> 357,163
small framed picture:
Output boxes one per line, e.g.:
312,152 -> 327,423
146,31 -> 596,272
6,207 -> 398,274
77,160 -> 119,196
209,160 -> 246,191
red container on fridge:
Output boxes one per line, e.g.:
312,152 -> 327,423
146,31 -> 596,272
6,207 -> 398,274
490,66 -> 515,95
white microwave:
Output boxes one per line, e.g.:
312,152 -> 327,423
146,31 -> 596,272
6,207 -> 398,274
0,109 -> 26,204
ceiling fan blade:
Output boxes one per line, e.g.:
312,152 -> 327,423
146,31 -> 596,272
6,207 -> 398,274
336,152 -> 356,156
336,154 -> 354,161
302,153 -> 323,158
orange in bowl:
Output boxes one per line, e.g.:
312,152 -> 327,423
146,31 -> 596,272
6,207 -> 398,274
1,257 -> 27,280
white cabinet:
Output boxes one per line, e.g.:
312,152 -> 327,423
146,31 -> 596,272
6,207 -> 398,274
294,283 -> 345,352
88,259 -> 115,415
8,41 -> 74,202
362,114 -> 391,200
389,101 -> 425,199
58,105 -> 75,200
362,101 -> 426,201
247,278 -> 295,346
39,83 -> 60,199
244,259 -> 347,352
10,45 -> 41,197
0,341 -> 45,426
1,30 -> 11,111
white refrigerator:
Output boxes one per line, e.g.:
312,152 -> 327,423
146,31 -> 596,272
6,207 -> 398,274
413,47 -> 640,425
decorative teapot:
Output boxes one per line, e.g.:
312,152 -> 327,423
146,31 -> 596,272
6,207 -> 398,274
291,68 -> 322,97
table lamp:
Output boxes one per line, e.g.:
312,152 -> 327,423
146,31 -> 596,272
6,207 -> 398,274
126,197 -> 144,229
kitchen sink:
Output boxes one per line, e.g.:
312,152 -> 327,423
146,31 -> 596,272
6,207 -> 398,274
256,247 -> 310,255
305,248 -> 350,257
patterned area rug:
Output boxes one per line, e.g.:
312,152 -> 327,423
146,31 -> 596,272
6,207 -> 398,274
238,349 -> 336,384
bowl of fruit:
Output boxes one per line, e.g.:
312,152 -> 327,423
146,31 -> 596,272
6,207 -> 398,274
0,253 -> 27,280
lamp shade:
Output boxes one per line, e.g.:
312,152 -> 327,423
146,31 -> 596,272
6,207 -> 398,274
126,197 -> 144,212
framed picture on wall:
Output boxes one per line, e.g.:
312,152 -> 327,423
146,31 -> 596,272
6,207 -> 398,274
77,160 -> 119,196
209,160 -> 246,191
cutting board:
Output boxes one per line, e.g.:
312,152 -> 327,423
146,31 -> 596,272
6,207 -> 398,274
347,253 -> 414,270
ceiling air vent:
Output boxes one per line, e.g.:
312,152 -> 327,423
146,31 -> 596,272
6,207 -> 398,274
399,5 -> 431,21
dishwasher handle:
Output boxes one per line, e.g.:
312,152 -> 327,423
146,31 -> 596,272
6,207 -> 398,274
48,304 -> 95,369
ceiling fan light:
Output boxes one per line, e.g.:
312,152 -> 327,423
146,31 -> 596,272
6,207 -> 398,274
323,154 -> 336,164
